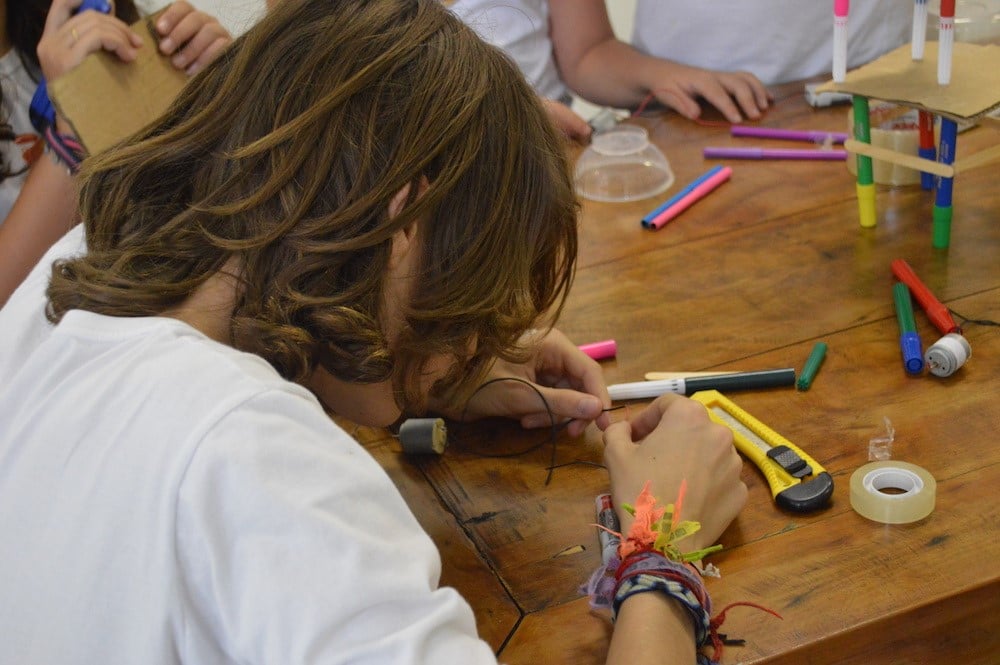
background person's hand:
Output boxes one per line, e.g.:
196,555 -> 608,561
37,0 -> 144,83
648,61 -> 772,123
153,1 -> 232,76
541,98 -> 593,144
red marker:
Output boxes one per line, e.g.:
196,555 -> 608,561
890,259 -> 960,335
917,111 -> 936,190
938,0 -> 956,84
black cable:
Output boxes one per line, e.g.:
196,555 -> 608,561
453,376 -> 622,485
950,308 -> 1000,328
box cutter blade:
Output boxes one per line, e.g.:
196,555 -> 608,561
691,390 -> 834,512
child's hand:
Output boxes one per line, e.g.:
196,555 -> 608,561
154,1 -> 232,76
541,98 -> 593,144
649,61 -> 772,123
37,0 -> 144,83
430,328 -> 611,437
604,393 -> 746,553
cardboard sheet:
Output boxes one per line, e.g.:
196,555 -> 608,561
49,15 -> 189,156
816,42 -> 1000,122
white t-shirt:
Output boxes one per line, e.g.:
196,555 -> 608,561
448,0 -> 570,102
0,49 -> 41,224
632,0 -> 913,86
0,225 -> 498,665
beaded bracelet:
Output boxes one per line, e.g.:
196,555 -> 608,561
42,125 -> 84,174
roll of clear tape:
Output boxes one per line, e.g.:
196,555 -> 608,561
850,461 -> 936,524
846,104 -> 922,186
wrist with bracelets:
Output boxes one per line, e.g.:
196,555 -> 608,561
582,481 -> 781,664
613,552 -> 711,643
31,80 -> 85,174
42,125 -> 84,174
584,480 -> 717,628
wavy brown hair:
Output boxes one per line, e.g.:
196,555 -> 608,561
47,0 -> 578,412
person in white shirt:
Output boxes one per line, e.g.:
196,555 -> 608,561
448,0 -> 772,141
0,1 -> 747,663
631,0 -> 913,87
0,45 -> 39,221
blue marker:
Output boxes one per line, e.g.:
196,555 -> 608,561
893,282 -> 924,375
932,117 -> 958,249
641,165 -> 724,228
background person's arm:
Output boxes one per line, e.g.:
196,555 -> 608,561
0,156 -> 77,307
548,0 -> 770,122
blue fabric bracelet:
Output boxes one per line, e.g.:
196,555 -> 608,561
613,572 -> 711,644
42,125 -> 84,174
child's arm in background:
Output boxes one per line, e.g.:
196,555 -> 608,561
548,0 -> 771,123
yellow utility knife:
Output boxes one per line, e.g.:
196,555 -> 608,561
690,390 -> 834,513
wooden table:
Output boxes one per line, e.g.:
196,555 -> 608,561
350,81 -> 1000,664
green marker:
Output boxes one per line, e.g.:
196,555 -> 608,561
796,342 -> 828,391
852,96 -> 876,229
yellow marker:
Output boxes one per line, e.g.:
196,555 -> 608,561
856,183 -> 877,228
690,390 -> 833,512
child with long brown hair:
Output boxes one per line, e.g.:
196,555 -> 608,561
0,0 -> 745,662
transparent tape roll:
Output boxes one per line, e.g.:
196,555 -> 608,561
846,104 -> 922,186
850,461 -> 936,524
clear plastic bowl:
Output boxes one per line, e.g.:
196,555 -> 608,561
574,125 -> 674,203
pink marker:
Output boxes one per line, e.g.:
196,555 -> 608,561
833,0 -> 849,82
647,166 -> 732,230
578,339 -> 617,361
938,0 -> 955,84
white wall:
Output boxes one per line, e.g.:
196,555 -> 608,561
606,0 -> 635,43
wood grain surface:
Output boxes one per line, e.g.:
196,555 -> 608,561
360,80 -> 1000,663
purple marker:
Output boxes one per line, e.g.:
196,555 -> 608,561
704,147 -> 847,161
731,126 -> 848,144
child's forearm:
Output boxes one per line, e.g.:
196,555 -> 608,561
0,153 -> 78,306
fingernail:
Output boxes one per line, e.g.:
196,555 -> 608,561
160,37 -> 175,53
577,396 -> 601,418
157,18 -> 169,33
172,53 -> 187,68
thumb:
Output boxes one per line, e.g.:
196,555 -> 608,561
519,385 -> 603,429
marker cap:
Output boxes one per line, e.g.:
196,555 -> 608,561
900,332 -> 925,374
